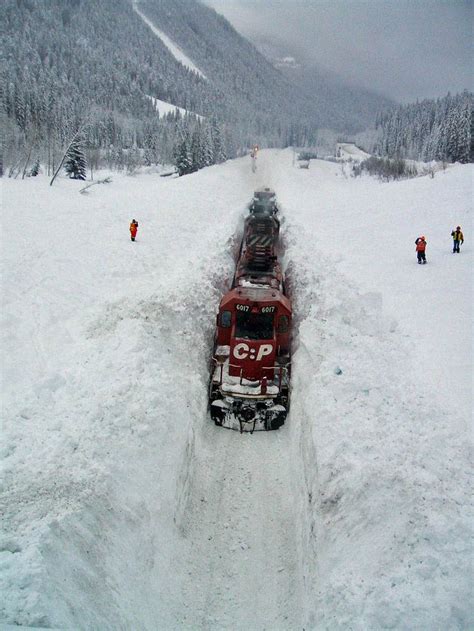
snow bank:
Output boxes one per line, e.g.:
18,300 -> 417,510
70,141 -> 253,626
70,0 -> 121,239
278,150 -> 472,628
1,163 -> 248,627
289,260 -> 471,629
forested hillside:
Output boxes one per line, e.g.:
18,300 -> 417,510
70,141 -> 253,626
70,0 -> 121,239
2,0 -> 400,177
2,0 -> 226,175
375,91 -> 473,163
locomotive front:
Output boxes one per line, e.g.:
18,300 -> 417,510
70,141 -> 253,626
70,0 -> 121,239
209,287 -> 291,431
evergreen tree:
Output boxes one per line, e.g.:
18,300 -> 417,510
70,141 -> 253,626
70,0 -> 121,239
190,125 -> 202,171
201,122 -> 214,166
174,134 -> 192,176
211,117 -> 225,164
64,136 -> 86,179
29,158 -> 40,176
143,123 -> 158,166
456,98 -> 471,163
126,145 -> 141,174
14,90 -> 27,134
445,105 -> 460,161
114,146 -> 125,170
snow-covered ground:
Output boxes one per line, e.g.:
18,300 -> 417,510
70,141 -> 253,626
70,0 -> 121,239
1,151 -> 472,629
133,1 -> 207,79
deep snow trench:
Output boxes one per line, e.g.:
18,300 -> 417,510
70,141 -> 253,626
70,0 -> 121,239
2,151 -> 472,629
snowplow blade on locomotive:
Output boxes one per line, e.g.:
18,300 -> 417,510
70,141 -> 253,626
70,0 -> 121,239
210,388 -> 289,433
209,352 -> 291,432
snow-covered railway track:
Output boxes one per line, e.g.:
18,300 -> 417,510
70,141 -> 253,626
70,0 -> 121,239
174,422 -> 303,629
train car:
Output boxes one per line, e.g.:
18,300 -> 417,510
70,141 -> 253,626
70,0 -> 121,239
209,189 -> 291,432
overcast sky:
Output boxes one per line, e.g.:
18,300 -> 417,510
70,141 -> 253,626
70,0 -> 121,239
204,0 -> 473,103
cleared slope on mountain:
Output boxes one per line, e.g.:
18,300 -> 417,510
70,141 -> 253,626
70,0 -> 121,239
132,0 -> 207,78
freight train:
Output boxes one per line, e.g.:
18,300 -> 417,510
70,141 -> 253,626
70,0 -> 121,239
209,188 -> 292,432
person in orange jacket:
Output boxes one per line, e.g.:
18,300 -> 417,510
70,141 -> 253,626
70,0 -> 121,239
130,219 -> 138,241
415,235 -> 427,264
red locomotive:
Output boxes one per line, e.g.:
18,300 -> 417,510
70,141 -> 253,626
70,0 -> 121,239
209,188 -> 291,432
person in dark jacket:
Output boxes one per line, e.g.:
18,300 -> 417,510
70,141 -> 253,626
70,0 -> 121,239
415,236 -> 427,264
451,226 -> 464,253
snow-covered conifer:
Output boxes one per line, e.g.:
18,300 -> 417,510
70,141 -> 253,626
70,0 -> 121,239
201,122 -> 214,167
211,117 -> 226,164
29,158 -> 40,177
64,136 -> 87,180
174,132 -> 192,176
190,125 -> 202,171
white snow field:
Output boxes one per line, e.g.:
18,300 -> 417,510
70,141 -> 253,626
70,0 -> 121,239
1,151 -> 472,630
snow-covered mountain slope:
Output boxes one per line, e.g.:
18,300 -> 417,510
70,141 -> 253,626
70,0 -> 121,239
133,0 -> 207,78
1,153 -> 472,629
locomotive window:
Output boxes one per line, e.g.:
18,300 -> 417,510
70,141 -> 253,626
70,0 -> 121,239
220,310 -> 232,328
277,315 -> 289,333
235,311 -> 274,340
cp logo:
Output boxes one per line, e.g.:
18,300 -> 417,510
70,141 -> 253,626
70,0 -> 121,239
233,343 -> 273,361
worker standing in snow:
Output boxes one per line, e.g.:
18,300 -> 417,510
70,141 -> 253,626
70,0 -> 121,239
451,226 -> 464,253
130,219 -> 139,242
250,145 -> 258,173
415,236 -> 427,264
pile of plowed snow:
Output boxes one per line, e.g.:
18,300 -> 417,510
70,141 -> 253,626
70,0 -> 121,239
1,151 -> 472,629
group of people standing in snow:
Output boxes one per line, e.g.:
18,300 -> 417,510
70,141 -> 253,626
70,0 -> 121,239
414,226 -> 464,264
128,217 -> 464,261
